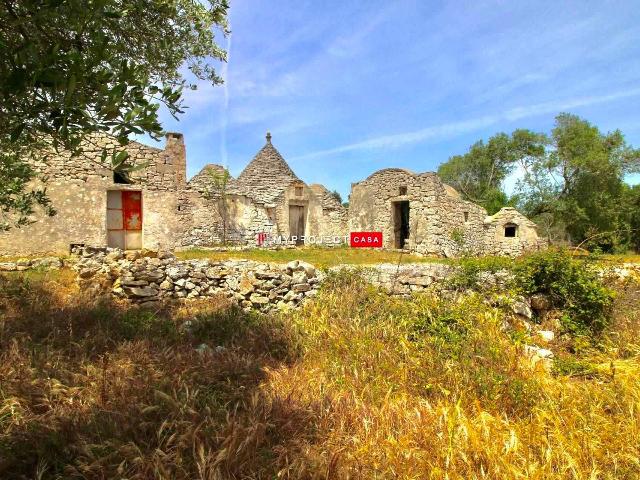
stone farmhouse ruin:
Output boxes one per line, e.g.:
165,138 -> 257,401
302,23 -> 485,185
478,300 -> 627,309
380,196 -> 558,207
349,168 -> 543,256
0,132 -> 544,257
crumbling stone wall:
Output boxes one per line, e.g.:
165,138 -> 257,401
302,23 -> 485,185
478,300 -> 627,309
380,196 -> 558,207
0,133 -> 186,255
310,184 -> 348,244
178,190 -> 274,246
73,247 -> 321,312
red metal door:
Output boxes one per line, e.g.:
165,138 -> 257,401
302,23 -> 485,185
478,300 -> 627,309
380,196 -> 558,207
122,191 -> 142,231
107,191 -> 142,250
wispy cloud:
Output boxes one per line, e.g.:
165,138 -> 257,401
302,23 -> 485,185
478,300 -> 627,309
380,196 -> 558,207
292,88 -> 640,161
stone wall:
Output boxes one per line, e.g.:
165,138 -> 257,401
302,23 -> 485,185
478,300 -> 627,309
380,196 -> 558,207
178,191 -> 274,246
73,247 -> 321,312
310,184 -> 349,244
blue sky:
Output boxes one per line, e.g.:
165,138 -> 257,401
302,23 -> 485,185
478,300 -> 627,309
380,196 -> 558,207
138,0 -> 640,199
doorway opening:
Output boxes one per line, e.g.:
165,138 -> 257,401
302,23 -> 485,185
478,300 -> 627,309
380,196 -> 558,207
288,204 -> 305,245
393,201 -> 410,249
107,190 -> 143,249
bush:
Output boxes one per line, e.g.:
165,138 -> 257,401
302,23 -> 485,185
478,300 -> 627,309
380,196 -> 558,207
514,249 -> 614,335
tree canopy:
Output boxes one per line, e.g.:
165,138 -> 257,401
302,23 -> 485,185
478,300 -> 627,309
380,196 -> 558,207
438,113 -> 640,252
437,129 -> 547,214
0,0 -> 228,229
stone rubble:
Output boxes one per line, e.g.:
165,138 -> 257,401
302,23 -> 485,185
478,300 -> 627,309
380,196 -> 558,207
523,344 -> 555,371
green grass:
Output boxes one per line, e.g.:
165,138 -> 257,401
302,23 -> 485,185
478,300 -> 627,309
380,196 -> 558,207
176,245 -> 448,268
1,267 -> 70,283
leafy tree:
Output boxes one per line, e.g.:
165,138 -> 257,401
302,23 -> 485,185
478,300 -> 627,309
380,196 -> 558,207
517,113 -> 640,250
202,167 -> 232,244
438,130 -> 546,214
0,0 -> 229,229
330,189 -> 343,204
619,184 -> 640,252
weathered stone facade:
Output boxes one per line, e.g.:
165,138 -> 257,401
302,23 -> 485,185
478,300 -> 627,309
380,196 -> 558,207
0,133 -> 186,255
348,168 -> 545,256
0,131 -> 542,257
177,132 -> 348,247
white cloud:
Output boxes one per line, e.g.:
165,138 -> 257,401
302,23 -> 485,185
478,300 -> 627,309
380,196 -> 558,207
292,87 -> 640,161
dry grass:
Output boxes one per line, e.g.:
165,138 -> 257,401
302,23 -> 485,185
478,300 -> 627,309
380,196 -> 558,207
176,245 -> 446,268
0,268 -> 639,478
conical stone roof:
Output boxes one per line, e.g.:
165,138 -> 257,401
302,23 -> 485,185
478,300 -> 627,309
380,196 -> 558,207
236,132 -> 300,205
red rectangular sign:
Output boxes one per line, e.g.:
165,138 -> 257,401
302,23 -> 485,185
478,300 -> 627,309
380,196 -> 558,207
256,232 -> 267,246
350,231 -> 383,248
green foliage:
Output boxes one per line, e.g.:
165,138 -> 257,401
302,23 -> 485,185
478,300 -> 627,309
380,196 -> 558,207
438,129 -> 546,213
552,355 -> 600,378
450,228 -> 465,248
619,184 -> 640,252
0,144 -> 55,230
119,309 -> 178,341
518,113 -> 640,250
0,0 -> 228,226
514,250 -> 614,335
439,113 -> 640,251
330,189 -> 343,204
202,167 -> 232,243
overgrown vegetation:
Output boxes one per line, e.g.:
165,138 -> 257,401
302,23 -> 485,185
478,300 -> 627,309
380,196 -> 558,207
0,255 -> 638,478
0,0 -> 229,228
439,113 -> 640,252
450,249 -> 615,337
515,250 -> 615,335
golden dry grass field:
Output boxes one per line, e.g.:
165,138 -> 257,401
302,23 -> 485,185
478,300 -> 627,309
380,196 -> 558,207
1,251 -> 639,479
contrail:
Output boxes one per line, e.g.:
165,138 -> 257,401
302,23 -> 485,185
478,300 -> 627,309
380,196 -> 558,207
220,29 -> 232,169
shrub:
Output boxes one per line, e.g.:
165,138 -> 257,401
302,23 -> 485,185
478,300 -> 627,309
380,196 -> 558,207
514,249 -> 614,335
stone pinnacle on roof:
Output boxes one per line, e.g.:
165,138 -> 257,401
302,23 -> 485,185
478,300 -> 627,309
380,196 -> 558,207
235,132 -> 300,205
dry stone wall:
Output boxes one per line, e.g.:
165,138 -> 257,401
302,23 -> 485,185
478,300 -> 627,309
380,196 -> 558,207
73,247 -> 322,312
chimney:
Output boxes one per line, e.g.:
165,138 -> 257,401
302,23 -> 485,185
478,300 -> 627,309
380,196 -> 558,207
165,132 -> 186,185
